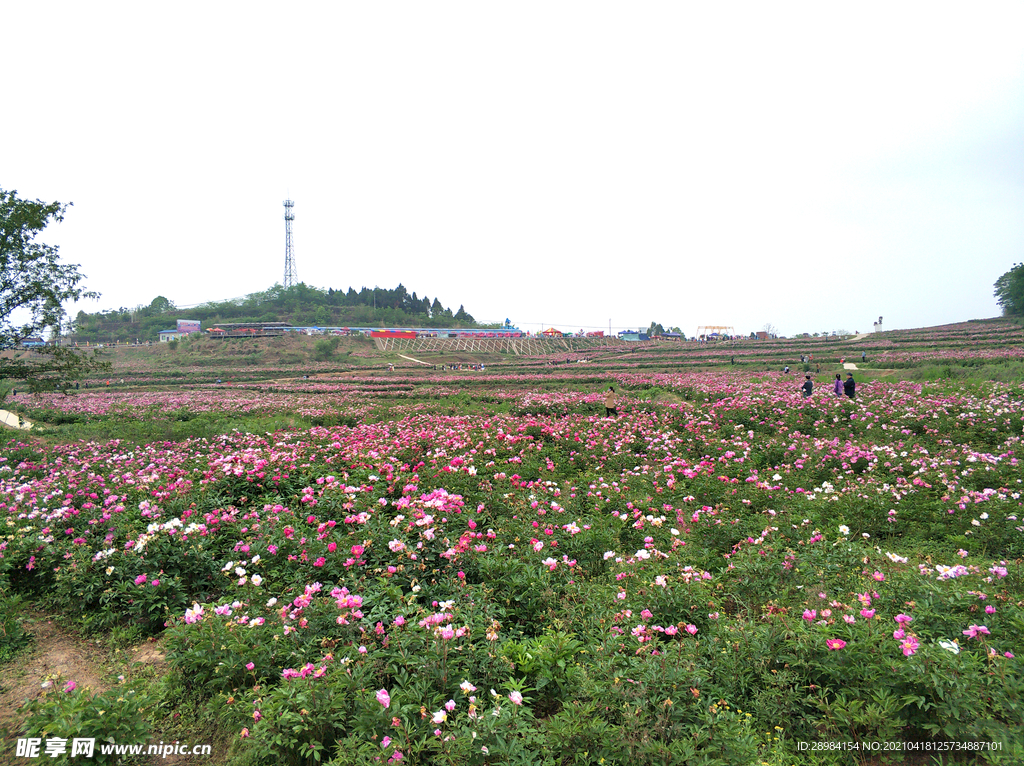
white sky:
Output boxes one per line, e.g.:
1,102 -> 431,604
5,2 -> 1023,338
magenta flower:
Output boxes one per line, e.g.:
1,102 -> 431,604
894,613 -> 913,626
900,635 -> 919,656
962,624 -> 990,639
376,688 -> 391,708
860,608 -> 875,620
802,609 -> 817,622
63,680 -> 77,692
685,624 -> 698,635
826,639 -> 846,651
134,574 -> 147,585
509,690 -> 524,705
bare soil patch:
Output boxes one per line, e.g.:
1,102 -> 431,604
0,613 -> 202,765
0,612 -> 109,744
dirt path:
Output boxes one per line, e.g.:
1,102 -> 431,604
398,354 -> 431,365
0,612 -> 206,765
0,612 -> 109,743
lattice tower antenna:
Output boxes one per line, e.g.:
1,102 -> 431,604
283,199 -> 297,288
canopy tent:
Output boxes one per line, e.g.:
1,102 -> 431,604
541,327 -> 562,336
696,325 -> 735,339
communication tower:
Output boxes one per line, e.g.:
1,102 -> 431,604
283,199 -> 297,288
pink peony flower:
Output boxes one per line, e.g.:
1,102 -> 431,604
900,635 -> 919,656
962,624 -> 990,639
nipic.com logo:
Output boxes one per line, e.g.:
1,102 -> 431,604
15,738 -> 212,759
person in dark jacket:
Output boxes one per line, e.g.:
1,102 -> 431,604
844,373 -> 856,399
801,375 -> 813,397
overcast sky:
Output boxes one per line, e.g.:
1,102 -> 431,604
6,2 -> 1023,338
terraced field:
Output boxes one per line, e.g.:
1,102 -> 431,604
1,318 -> 1022,765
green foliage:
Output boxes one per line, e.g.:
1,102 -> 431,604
994,262 -> 1024,316
313,337 -> 340,361
0,187 -> 110,396
0,591 -> 31,664
21,681 -> 154,765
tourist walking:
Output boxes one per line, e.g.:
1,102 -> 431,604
604,387 -> 618,418
844,373 -> 856,399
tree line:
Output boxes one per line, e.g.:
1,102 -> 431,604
994,263 -> 1024,317
69,283 -> 492,343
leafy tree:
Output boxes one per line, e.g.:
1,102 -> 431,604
148,295 -> 174,314
313,337 -> 340,361
647,322 -> 665,337
1,189 -> 108,398
994,263 -> 1024,316
312,305 -> 330,327
453,305 -> 473,323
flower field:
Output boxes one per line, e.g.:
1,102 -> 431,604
2,341 -> 1024,764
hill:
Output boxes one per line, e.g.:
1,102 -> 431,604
67,282 -> 495,344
